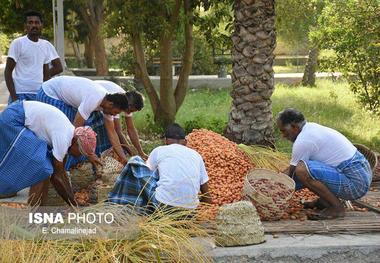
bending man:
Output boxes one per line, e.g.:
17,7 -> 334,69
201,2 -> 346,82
0,101 -> 98,206
95,80 -> 147,160
36,76 -> 133,168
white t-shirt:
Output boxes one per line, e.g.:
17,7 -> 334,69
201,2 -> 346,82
8,35 -> 57,94
23,100 -> 75,162
290,122 -> 357,167
47,41 -> 60,72
94,80 -> 128,120
46,41 -> 60,62
147,144 -> 209,209
42,76 -> 107,120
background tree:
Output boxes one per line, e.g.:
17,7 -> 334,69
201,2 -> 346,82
196,1 -> 233,58
72,0 -> 109,75
107,0 -> 216,127
276,0 -> 325,86
225,0 -> 276,146
312,0 -> 380,113
64,5 -> 95,68
0,0 -> 54,38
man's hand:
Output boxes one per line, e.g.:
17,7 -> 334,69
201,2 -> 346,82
139,151 -> 148,161
282,166 -> 290,175
88,153 -> 103,167
121,144 -> 133,156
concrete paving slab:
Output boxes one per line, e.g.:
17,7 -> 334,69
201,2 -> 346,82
206,233 -> 380,262
0,188 -> 29,204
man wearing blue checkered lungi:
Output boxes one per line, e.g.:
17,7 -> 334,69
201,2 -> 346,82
108,123 -> 211,214
277,108 -> 372,220
36,76 -> 144,170
0,101 -> 98,206
107,156 -> 158,214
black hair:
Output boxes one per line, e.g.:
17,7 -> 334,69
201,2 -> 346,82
165,123 -> 186,140
277,108 -> 305,125
126,90 -> 144,111
105,93 -> 129,110
24,10 -> 43,23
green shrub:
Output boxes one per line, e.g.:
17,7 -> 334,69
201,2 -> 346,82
312,0 -> 380,114
184,116 -> 226,135
0,32 -> 10,55
143,113 -> 164,135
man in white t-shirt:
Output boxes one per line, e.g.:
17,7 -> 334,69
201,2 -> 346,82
95,80 -> 148,160
4,10 -> 63,103
0,101 -> 99,206
37,76 -> 140,168
146,123 -> 211,210
277,108 -> 372,220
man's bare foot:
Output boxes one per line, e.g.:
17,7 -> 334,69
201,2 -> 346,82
302,198 -> 329,210
307,206 -> 345,220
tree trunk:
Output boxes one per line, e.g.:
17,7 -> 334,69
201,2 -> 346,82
174,0 -> 194,111
79,0 -> 109,75
302,47 -> 319,86
157,35 -> 176,127
71,40 -> 83,67
84,37 -> 94,68
131,32 -> 160,115
89,26 -> 109,75
129,0 -> 191,129
226,0 -> 276,146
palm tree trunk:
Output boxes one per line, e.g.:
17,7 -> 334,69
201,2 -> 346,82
226,0 -> 276,146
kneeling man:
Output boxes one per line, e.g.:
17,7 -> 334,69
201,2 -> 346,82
277,108 -> 372,219
0,101 -> 99,206
108,123 -> 211,212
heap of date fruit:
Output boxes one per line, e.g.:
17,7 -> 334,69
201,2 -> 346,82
188,129 -> 362,221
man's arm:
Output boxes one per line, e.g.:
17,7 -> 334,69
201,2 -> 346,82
50,158 -> 77,206
73,112 -> 86,127
200,183 -> 212,204
43,63 -> 50,81
4,57 -> 17,102
104,117 -> 128,164
125,116 -> 148,160
114,118 -> 133,155
49,57 -> 63,77
283,165 -> 296,178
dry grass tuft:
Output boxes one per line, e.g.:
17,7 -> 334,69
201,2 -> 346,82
0,203 -> 212,263
238,144 -> 290,172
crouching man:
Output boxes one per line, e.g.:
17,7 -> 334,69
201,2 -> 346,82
0,101 -> 99,206
108,123 -> 211,213
277,108 -> 372,220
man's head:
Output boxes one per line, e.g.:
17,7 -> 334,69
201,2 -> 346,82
102,93 -> 129,115
69,126 -> 97,157
125,90 -> 144,114
24,10 -> 43,39
276,108 -> 306,142
164,123 -> 186,145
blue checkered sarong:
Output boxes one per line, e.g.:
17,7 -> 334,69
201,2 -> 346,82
296,151 -> 372,200
0,101 -> 53,194
36,88 -> 77,122
108,156 -> 158,211
86,111 -> 112,155
8,93 -> 37,104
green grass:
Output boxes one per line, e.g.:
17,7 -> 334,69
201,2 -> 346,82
132,79 -> 380,153
273,65 -> 304,73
